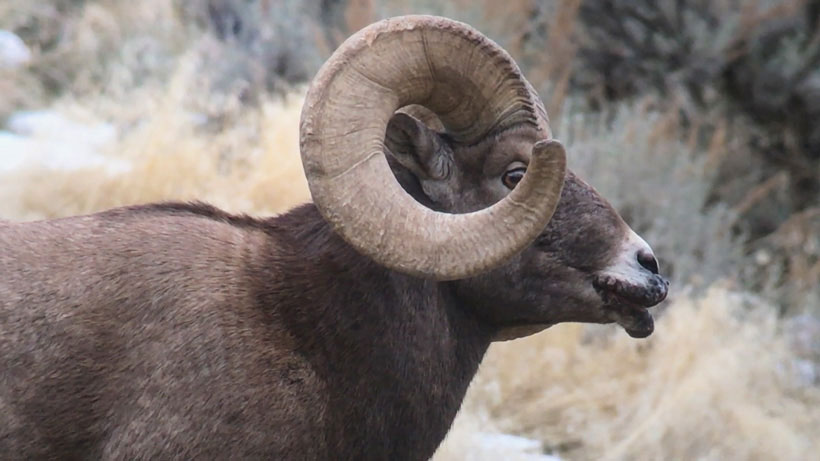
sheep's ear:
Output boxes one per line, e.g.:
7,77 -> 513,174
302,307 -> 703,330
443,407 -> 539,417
385,113 -> 452,180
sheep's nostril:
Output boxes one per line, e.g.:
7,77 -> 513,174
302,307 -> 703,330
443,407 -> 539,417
637,250 -> 659,274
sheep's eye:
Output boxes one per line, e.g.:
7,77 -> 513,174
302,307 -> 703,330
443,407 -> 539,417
502,167 -> 526,189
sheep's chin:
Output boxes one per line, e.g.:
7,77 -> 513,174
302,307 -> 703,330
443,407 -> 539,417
609,303 -> 655,338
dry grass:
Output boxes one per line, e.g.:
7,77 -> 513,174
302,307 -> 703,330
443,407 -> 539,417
438,286 -> 820,460
0,62 -> 309,221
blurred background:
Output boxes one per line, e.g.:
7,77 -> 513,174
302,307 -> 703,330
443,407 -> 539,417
1,0 -> 818,459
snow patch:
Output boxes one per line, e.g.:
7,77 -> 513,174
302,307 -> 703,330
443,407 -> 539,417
0,110 -> 130,174
474,432 -> 561,460
0,30 -> 31,69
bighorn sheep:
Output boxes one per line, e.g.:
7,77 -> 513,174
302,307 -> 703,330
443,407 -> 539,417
0,16 -> 668,459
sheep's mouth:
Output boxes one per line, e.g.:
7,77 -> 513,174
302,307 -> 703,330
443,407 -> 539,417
593,274 -> 669,338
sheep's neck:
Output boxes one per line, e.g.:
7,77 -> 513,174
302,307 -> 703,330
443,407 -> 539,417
268,204 -> 493,459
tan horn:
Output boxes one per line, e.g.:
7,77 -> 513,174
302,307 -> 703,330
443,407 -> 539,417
300,15 -> 566,280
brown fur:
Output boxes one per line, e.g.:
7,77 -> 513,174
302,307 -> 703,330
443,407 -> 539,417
1,203 -> 490,459
0,118 -> 667,459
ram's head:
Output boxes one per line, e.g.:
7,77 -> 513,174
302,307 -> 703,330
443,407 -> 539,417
300,16 -> 668,339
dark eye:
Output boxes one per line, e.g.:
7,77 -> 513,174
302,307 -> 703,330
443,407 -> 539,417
502,167 -> 526,189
